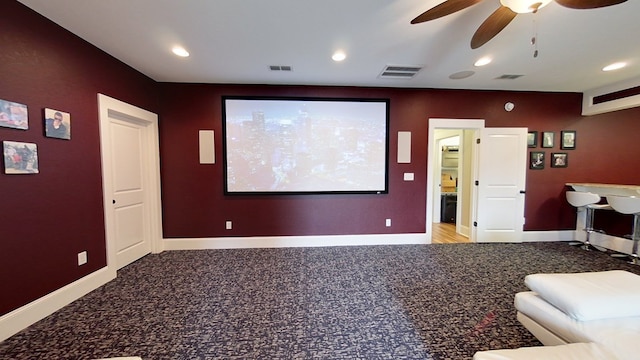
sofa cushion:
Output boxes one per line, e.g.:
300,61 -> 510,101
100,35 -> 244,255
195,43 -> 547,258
524,270 -> 640,321
473,342 -> 618,360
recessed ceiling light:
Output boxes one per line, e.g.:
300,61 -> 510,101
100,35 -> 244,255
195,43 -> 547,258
449,70 -> 475,80
172,46 -> 190,57
602,62 -> 626,72
332,51 -> 346,62
474,57 -> 492,67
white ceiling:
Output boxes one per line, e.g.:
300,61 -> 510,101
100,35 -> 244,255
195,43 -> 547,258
17,0 -> 640,93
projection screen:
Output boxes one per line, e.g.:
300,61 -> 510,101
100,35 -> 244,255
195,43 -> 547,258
222,96 -> 389,194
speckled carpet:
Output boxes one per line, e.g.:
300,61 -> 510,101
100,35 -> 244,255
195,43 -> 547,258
2,242 -> 639,360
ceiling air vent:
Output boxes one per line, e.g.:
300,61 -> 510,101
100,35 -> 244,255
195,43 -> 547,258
379,65 -> 422,79
269,65 -> 292,71
495,74 -> 524,80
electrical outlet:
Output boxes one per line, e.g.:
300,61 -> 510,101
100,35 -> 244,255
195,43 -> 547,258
225,221 -> 232,230
77,251 -> 87,266
385,218 -> 391,227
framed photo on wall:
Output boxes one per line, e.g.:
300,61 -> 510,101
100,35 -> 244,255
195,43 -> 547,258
530,151 -> 545,169
561,130 -> 576,150
44,108 -> 71,140
551,152 -> 568,168
3,141 -> 39,174
0,98 -> 29,130
527,131 -> 538,148
542,132 -> 554,148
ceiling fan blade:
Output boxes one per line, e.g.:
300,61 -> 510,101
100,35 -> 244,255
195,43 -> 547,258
411,0 -> 484,24
555,0 -> 627,9
470,6 -> 517,49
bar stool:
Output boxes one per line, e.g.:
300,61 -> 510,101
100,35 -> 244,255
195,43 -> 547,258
566,191 -> 612,250
606,195 -> 640,265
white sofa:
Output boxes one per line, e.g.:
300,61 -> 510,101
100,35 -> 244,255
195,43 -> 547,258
475,270 -> 640,360
474,342 -> 617,360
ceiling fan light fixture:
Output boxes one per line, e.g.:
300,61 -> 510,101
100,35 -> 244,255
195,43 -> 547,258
500,0 -> 552,13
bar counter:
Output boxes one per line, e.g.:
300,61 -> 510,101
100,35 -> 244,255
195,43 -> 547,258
566,183 -> 640,197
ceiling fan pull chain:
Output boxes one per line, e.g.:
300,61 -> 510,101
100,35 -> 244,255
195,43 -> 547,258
531,10 -> 539,58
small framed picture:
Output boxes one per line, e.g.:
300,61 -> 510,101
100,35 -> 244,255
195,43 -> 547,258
44,108 -> 71,140
529,151 -> 545,170
551,152 -> 568,168
561,130 -> 576,150
542,132 -> 554,148
0,98 -> 29,130
3,141 -> 39,174
527,131 -> 538,148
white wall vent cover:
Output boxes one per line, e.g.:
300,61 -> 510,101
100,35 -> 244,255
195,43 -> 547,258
379,65 -> 422,79
583,75 -> 640,116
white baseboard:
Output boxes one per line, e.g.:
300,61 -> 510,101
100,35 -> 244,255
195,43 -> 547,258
459,224 -> 471,238
589,232 -> 634,255
163,233 -> 430,250
542,230 -> 635,255
164,231 -> 580,250
0,266 -> 116,342
522,230 -> 575,242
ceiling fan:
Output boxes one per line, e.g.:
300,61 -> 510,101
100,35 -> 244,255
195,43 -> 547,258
411,0 -> 628,49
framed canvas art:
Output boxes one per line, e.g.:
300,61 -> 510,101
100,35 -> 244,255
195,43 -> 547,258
542,132 -> 554,148
561,130 -> 576,150
44,108 -> 71,140
527,131 -> 538,148
0,98 -> 29,130
3,141 -> 39,174
551,152 -> 568,168
530,151 -> 545,170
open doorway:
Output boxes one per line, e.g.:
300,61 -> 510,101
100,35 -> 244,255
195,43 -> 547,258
433,132 -> 466,243
426,119 -> 484,244
427,119 -> 528,244
432,129 -> 476,243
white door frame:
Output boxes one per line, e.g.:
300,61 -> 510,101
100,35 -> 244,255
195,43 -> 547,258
426,118 -> 484,243
98,94 -> 163,269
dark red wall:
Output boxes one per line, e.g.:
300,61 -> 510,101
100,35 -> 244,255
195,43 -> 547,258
0,2 -> 158,315
158,84 -> 640,238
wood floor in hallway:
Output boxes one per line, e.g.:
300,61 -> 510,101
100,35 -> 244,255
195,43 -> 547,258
432,222 -> 471,244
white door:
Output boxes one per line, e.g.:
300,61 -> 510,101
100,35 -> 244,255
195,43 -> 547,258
110,120 -> 151,267
475,127 -> 527,243
98,94 -> 162,269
